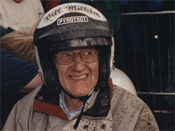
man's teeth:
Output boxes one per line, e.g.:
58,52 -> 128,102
71,74 -> 87,80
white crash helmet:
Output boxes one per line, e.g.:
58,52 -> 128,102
34,2 -> 115,95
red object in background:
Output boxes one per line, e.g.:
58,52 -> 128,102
45,0 -> 59,12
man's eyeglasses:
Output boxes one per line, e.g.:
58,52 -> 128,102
55,48 -> 99,65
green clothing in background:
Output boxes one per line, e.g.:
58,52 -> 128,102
0,26 -> 14,38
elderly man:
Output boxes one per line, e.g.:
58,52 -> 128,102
3,3 -> 159,131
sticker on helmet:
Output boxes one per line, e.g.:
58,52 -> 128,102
37,3 -> 106,28
57,16 -> 89,25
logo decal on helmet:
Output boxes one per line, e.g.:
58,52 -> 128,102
64,5 -> 100,17
37,3 -> 106,28
57,16 -> 89,26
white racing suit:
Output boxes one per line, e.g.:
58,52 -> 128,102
3,79 -> 159,131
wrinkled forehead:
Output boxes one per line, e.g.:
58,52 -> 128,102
37,3 -> 107,29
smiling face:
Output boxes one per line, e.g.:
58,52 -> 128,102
54,49 -> 99,98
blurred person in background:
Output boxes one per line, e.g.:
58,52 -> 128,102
0,0 -> 45,32
0,31 -> 43,128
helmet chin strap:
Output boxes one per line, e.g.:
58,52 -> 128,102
73,88 -> 97,129
62,87 -> 97,129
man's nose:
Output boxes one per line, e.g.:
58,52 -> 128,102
72,54 -> 85,71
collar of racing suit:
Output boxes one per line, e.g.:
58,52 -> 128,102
33,78 -> 114,120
